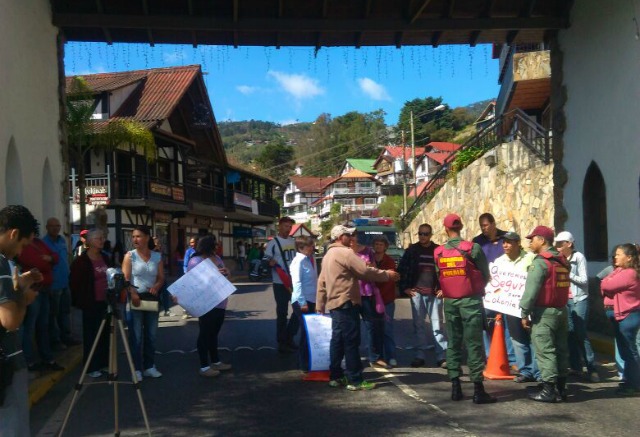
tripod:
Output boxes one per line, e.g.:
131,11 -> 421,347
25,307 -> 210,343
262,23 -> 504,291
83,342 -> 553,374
57,293 -> 152,436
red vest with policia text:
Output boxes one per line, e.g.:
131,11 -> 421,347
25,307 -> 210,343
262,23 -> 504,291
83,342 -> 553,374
434,241 -> 486,298
535,251 -> 570,308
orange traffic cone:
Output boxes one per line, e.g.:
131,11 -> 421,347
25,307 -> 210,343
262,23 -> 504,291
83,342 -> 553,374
483,314 -> 513,380
302,370 -> 330,382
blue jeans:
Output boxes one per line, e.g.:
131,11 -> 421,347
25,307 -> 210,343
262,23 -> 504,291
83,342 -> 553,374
273,284 -> 299,345
360,296 -> 384,362
484,309 -> 516,365
22,288 -> 53,364
606,309 -> 625,378
567,298 -> 596,372
127,308 -> 159,371
49,287 -> 73,345
506,314 -> 540,379
292,301 -> 316,371
383,302 -> 397,362
330,304 -> 363,384
410,293 -> 447,362
613,310 -> 640,389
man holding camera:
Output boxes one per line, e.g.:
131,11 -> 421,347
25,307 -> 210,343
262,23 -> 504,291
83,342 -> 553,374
0,205 -> 43,436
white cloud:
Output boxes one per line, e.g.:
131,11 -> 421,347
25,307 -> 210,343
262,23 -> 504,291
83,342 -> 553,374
280,119 -> 299,126
268,71 -> 324,100
163,52 -> 182,63
69,66 -> 107,76
236,85 -> 258,95
357,77 -> 391,101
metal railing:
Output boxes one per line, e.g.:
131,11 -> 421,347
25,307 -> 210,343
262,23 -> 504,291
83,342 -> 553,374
406,108 -> 550,217
184,181 -> 226,206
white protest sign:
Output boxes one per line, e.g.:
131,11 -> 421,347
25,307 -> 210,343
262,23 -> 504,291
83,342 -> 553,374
483,262 -> 528,318
303,314 -> 332,371
167,258 -> 236,317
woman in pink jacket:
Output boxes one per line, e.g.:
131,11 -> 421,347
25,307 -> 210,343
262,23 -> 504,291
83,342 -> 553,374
601,243 -> 640,395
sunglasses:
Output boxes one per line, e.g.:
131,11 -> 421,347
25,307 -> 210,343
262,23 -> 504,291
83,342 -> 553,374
418,232 -> 432,236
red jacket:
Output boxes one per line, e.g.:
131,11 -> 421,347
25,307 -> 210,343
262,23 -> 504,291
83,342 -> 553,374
17,237 -> 58,287
375,253 -> 397,305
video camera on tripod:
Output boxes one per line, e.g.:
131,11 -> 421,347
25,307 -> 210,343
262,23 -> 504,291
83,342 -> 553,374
106,268 -> 134,316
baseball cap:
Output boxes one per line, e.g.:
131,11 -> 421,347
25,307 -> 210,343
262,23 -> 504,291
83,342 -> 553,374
554,231 -> 574,243
331,224 -> 356,241
79,229 -> 89,237
443,213 -> 463,230
503,231 -> 521,241
525,226 -> 555,242
278,216 -> 295,224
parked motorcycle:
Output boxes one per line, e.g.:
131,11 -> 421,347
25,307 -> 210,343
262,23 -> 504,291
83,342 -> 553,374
248,258 -> 270,282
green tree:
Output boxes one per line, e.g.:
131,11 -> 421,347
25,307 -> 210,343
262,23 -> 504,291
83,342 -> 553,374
377,195 -> 404,221
254,139 -> 295,183
67,76 -> 155,228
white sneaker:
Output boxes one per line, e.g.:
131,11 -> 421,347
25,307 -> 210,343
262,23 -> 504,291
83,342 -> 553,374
88,371 -> 102,378
135,370 -> 143,382
143,367 -> 163,378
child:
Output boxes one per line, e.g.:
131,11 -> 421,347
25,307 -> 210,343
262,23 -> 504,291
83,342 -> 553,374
290,236 -> 318,371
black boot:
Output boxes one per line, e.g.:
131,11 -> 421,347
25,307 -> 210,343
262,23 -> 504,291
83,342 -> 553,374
451,377 -> 463,401
472,382 -> 497,404
556,377 -> 568,402
529,382 -> 557,403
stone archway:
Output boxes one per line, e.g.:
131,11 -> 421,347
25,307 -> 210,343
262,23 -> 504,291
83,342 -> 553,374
5,137 -> 24,205
582,161 -> 608,261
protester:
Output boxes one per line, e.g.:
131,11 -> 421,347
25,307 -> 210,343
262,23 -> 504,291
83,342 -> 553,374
554,231 -> 598,382
69,229 -> 112,378
372,235 -> 399,367
397,223 -> 447,368
265,217 -> 299,353
183,237 -> 197,274
0,205 -> 42,436
493,232 -> 540,383
73,229 -> 88,258
520,226 -> 570,402
316,225 -> 399,391
123,225 -> 165,381
186,235 -> 232,377
42,217 -> 77,351
290,236 -> 318,371
600,243 -> 640,395
351,231 -> 388,369
236,240 -> 246,270
435,214 -> 495,404
18,235 -> 64,372
597,252 -> 624,380
473,213 -> 515,367
153,237 -> 173,317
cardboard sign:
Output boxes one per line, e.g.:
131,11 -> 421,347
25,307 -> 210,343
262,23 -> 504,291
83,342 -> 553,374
303,314 -> 332,371
483,262 -> 528,318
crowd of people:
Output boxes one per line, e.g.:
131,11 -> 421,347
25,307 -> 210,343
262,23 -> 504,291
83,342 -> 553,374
275,214 -> 640,403
1,204 -> 639,435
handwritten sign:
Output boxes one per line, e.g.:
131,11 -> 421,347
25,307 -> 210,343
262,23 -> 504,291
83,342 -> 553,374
303,314 -> 333,371
483,262 -> 528,318
167,258 -> 236,317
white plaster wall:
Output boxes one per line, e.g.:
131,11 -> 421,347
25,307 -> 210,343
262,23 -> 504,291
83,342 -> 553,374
560,0 -> 640,271
0,0 -> 63,223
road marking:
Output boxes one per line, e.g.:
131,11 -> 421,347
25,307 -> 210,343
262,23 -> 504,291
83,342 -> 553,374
372,368 -> 475,436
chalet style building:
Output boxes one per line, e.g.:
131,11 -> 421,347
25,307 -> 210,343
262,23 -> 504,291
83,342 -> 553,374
67,65 -> 279,273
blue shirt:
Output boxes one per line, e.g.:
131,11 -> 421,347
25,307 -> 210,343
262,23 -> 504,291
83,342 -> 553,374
290,252 -> 318,306
43,234 -> 70,289
183,247 -> 195,274
130,250 -> 161,294
472,230 -> 507,264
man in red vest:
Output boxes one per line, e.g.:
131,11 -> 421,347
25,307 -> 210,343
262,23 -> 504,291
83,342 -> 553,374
520,226 -> 571,402
434,214 -> 496,404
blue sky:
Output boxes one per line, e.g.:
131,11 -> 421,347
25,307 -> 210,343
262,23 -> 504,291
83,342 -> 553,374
65,42 -> 499,125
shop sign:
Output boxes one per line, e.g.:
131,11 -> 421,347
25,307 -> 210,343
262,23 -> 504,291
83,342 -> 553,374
233,226 -> 253,238
233,192 -> 252,209
150,182 -> 172,198
172,187 -> 185,202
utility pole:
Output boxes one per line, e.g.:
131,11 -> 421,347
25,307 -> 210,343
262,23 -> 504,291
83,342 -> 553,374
401,130 -> 407,223
410,110 -> 416,191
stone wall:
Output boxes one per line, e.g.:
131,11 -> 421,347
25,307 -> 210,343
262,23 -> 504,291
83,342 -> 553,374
404,140 -> 554,247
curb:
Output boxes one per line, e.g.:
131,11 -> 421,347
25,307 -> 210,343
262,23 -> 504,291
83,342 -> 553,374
28,345 -> 83,407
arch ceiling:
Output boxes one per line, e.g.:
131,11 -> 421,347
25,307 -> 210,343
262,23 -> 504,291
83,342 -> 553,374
51,0 -> 572,48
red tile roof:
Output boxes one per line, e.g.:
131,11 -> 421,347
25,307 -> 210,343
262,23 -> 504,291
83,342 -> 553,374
424,152 -> 452,165
289,176 -> 331,193
426,142 -> 462,152
66,65 -> 202,125
384,146 -> 426,160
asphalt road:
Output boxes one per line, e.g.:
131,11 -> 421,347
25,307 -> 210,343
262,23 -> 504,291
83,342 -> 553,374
32,281 -> 639,436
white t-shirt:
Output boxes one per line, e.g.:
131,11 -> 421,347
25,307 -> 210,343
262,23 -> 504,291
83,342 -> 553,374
265,236 -> 296,284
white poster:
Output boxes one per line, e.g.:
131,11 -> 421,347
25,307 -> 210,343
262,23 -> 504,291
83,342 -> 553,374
167,258 -> 236,317
483,262 -> 528,318
303,314 -> 333,371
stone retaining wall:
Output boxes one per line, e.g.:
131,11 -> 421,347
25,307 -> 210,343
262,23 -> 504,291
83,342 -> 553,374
404,140 -> 554,247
